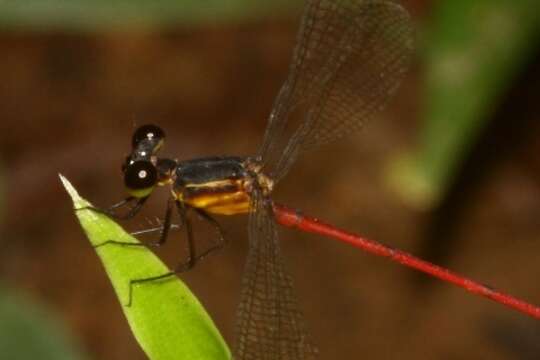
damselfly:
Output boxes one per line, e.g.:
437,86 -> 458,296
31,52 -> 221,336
91,1 -> 413,358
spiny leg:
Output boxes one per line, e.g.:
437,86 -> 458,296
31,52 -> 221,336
125,202 -> 196,306
124,204 -> 230,306
94,196 -> 174,249
131,223 -> 182,237
78,196 -> 148,221
128,197 -> 181,245
194,208 -> 228,259
109,197 -> 136,211
108,197 -> 148,220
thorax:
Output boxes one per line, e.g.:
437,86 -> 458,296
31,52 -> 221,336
171,156 -> 273,215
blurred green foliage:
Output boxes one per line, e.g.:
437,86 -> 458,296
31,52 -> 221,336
61,176 -> 231,360
0,162 -> 3,225
0,285 -> 87,360
388,0 -> 540,208
0,0 -> 300,31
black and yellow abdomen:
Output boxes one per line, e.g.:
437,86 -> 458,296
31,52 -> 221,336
173,156 -> 252,215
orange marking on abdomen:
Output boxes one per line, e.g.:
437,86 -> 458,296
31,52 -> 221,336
185,191 -> 251,215
175,177 -> 253,215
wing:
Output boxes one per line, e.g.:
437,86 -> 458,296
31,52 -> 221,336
258,0 -> 413,182
234,190 -> 317,359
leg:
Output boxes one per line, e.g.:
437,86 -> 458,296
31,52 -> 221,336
156,197 -> 175,246
78,196 -> 148,221
108,197 -> 136,211
77,197 -> 135,217
177,201 -> 197,270
124,202 -> 196,306
123,205 -> 228,306
127,208 -> 224,252
94,197 -> 173,249
130,223 -> 181,236
129,197 -> 180,246
194,208 -> 228,259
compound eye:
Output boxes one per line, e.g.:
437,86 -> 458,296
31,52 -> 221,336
132,124 -> 165,150
124,160 -> 158,198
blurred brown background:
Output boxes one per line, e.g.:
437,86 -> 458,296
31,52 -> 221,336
1,0 -> 540,359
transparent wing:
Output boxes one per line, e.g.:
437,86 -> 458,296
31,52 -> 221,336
234,190 -> 317,359
258,0 -> 413,182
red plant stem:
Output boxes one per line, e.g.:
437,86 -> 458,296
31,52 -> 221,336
273,202 -> 540,320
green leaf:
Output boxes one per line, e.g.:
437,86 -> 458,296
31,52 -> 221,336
60,174 -> 231,360
0,0 -> 300,31
0,285 -> 87,360
387,0 -> 540,208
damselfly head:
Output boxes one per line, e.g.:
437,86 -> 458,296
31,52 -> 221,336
122,125 -> 175,196
122,123 -> 165,177
123,159 -> 158,198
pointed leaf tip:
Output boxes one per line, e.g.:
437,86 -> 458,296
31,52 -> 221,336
59,174 -> 83,204
62,177 -> 231,360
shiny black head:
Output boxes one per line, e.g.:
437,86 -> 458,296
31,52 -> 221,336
123,159 -> 158,198
122,125 -> 175,198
